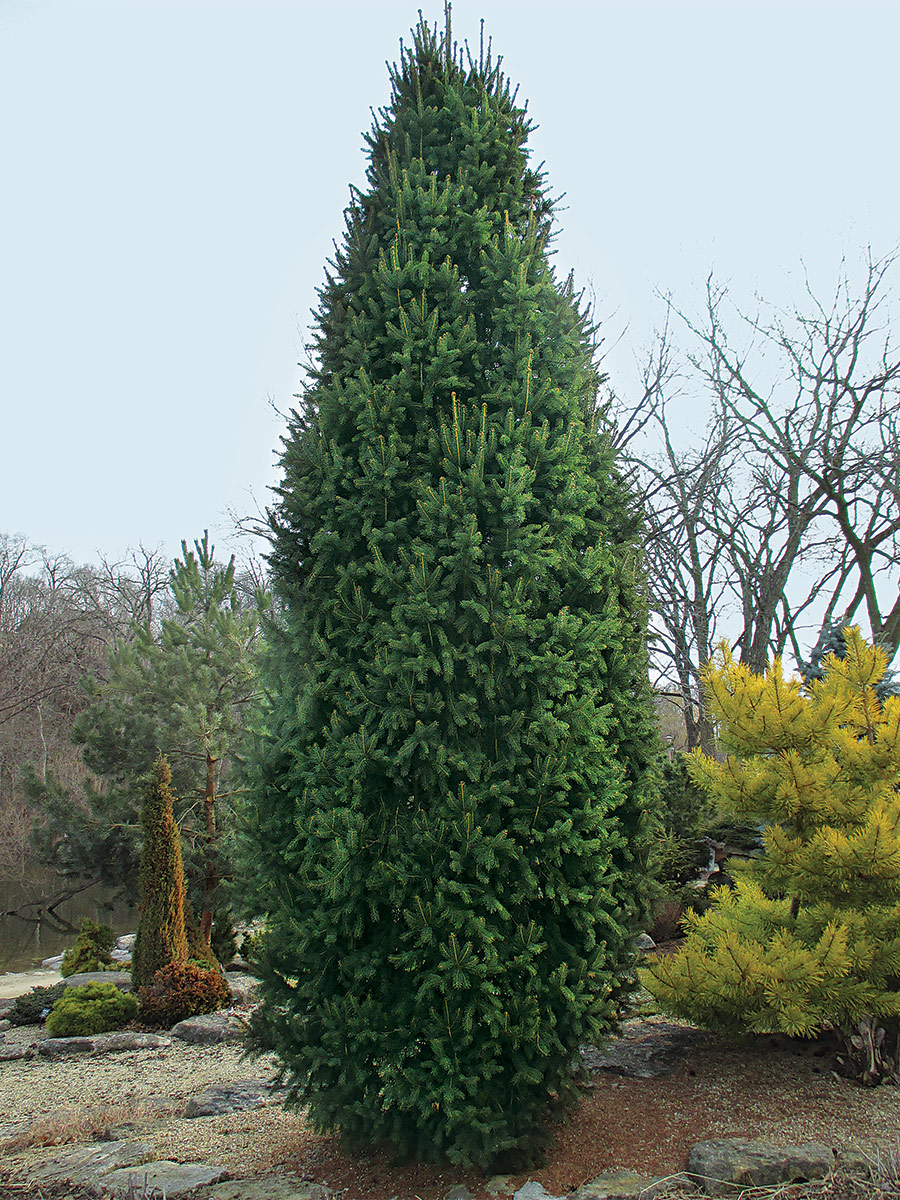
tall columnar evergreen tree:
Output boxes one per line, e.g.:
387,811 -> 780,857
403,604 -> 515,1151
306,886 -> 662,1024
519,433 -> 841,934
131,756 -> 189,990
240,15 -> 659,1166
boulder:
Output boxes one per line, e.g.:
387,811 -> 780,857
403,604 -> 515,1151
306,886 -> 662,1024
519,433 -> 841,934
27,1139 -> 155,1184
185,1079 -> 274,1118
208,1180 -> 330,1200
0,997 -> 14,1018
62,970 -> 133,992
37,1036 -> 96,1058
103,1160 -> 229,1196
41,954 -> 65,969
225,971 -> 261,1004
115,933 -> 136,952
581,1020 -> 708,1079
634,933 -> 657,952
485,1177 -> 515,1196
445,1187 -> 476,1200
513,1184 -> 564,1200
171,1011 -> 243,1044
0,1044 -> 34,1061
688,1139 -> 835,1195
90,1031 -> 171,1054
570,1170 -> 673,1200
836,1148 -> 875,1177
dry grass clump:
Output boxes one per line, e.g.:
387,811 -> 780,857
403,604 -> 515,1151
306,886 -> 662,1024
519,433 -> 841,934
656,1149 -> 900,1200
1,1100 -> 163,1153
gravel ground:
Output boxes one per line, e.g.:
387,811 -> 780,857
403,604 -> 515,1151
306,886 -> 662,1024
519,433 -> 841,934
2,1011 -> 899,1200
0,1021 -> 307,1177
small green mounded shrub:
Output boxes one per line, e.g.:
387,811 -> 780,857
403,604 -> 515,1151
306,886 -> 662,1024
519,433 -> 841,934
45,982 -> 138,1037
61,918 -> 116,977
138,960 -> 231,1028
7,982 -> 67,1026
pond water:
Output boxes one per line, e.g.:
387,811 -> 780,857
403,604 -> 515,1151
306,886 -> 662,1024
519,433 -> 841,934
0,871 -> 137,974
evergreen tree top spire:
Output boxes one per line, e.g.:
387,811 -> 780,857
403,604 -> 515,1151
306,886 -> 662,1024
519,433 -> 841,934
243,11 -> 659,1167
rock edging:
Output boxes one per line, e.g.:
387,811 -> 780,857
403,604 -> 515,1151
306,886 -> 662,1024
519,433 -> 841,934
6,1135 -> 885,1200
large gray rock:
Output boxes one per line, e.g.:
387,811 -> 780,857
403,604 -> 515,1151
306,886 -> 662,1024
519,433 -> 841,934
225,971 -> 261,1004
27,1139 -> 155,1184
90,1030 -> 170,1054
570,1170 -> 674,1200
62,969 -> 133,992
171,1011 -> 243,1044
0,1043 -> 34,1061
0,997 -> 14,1018
185,1079 -> 274,1117
688,1139 -> 835,1195
581,1020 -> 709,1079
41,953 -> 65,969
513,1184 -> 564,1200
116,933 -> 136,951
37,1036 -> 96,1057
445,1187 -> 476,1200
208,1180 -> 330,1200
103,1160 -> 229,1196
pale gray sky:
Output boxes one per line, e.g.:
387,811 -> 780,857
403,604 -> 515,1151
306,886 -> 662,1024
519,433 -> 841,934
2,0 -> 897,566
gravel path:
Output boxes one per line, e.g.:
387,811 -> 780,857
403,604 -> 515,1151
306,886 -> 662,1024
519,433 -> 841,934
0,968 -> 62,1000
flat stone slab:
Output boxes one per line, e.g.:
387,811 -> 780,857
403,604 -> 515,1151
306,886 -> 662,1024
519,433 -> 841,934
37,1036 -> 96,1057
171,1011 -> 243,1044
104,1160 -> 229,1196
0,1043 -> 34,1061
688,1139 -> 835,1195
581,1020 -> 709,1079
185,1079 -> 275,1117
225,971 -> 261,1004
513,1184 -> 564,1200
90,1031 -> 171,1054
27,1139 -> 155,1183
209,1180 -> 330,1200
571,1170 -> 674,1200
62,969 -> 133,991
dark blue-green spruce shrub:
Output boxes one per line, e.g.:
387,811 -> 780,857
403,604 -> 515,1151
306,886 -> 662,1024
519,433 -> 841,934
239,13 -> 660,1169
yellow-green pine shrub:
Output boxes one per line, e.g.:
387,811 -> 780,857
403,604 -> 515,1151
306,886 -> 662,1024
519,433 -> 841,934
45,982 -> 138,1037
642,629 -> 900,1077
131,757 -> 189,989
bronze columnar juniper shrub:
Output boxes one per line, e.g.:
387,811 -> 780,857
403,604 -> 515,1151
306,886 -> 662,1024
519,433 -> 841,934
131,757 -> 189,990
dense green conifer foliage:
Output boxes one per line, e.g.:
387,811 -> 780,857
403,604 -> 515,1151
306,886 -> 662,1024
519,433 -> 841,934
240,14 -> 659,1165
131,757 -> 189,990
643,630 -> 900,1083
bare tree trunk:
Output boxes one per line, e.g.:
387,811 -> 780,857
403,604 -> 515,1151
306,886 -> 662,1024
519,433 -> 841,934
200,752 -> 218,945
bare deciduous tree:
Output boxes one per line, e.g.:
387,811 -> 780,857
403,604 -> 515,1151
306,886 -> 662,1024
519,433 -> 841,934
616,253 -> 900,748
